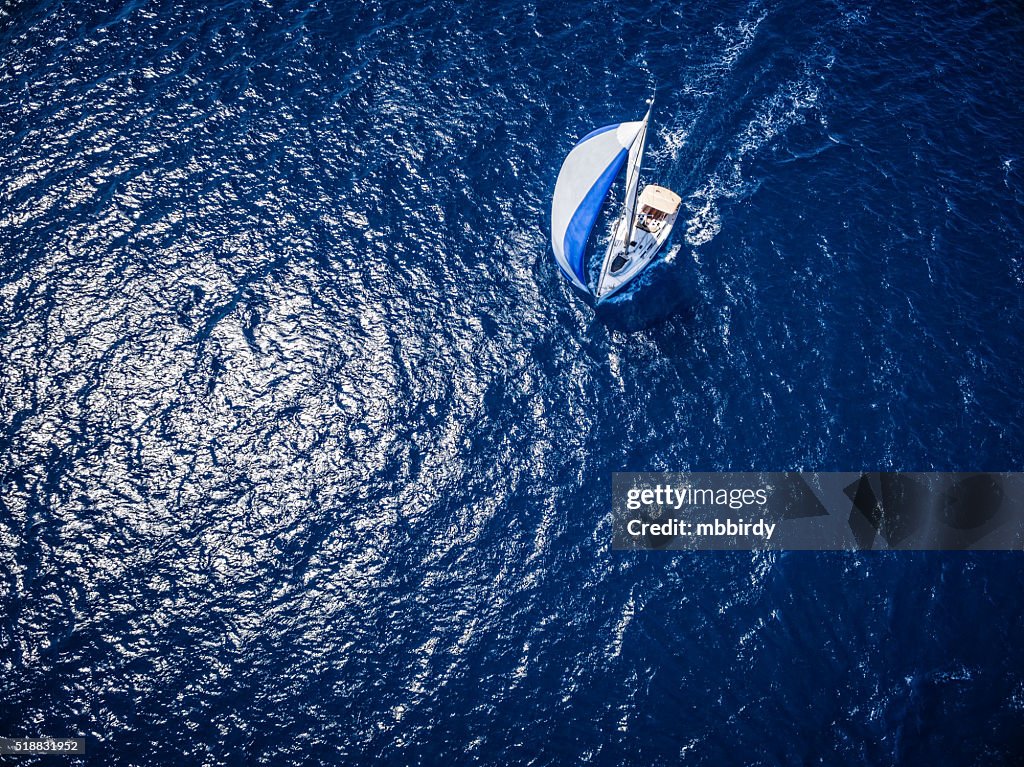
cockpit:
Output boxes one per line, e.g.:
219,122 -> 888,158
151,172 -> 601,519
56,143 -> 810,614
637,205 -> 668,233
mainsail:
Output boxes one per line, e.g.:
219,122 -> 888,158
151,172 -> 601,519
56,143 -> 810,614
607,107 -> 650,259
550,119 -> 646,292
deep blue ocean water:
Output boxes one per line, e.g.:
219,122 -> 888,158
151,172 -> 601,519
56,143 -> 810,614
1,0 -> 1023,764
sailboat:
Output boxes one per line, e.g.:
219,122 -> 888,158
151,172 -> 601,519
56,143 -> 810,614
551,100 -> 681,301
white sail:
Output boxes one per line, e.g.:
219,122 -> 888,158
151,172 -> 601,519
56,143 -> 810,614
606,107 -> 650,257
551,120 -> 645,292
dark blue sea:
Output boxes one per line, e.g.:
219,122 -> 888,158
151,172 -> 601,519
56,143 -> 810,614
1,0 -> 1023,764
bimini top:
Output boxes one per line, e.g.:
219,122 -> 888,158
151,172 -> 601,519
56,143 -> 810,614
550,120 -> 646,292
638,185 -> 681,215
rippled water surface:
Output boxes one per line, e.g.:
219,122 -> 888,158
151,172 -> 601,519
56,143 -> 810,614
1,0 -> 1023,764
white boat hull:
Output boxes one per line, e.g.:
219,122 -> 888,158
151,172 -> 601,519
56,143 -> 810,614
595,185 -> 681,300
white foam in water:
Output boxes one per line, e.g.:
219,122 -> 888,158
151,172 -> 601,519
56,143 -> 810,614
713,7 -> 769,73
684,192 -> 722,247
651,126 -> 689,163
684,67 -> 825,248
737,79 -> 821,156
607,349 -> 624,390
